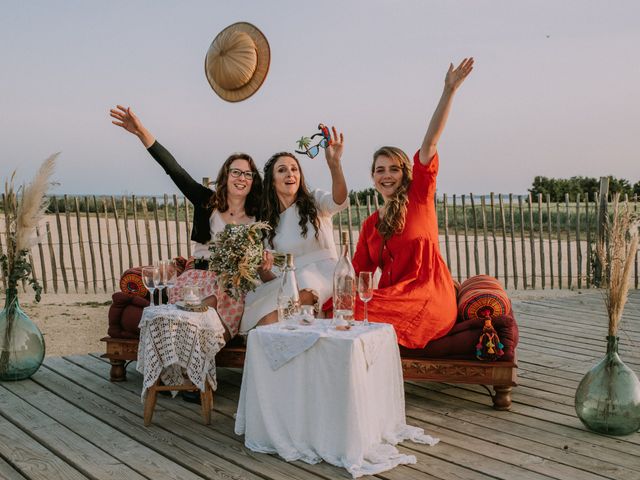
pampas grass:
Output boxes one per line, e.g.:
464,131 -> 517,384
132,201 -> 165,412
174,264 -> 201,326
596,194 -> 640,336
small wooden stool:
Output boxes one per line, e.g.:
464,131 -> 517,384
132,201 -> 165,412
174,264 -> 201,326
143,378 -> 214,426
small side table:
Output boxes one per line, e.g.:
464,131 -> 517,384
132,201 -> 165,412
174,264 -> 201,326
136,305 -> 226,426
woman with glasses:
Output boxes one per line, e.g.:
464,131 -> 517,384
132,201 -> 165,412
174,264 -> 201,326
240,126 -> 348,331
110,105 -> 262,341
341,59 -> 474,350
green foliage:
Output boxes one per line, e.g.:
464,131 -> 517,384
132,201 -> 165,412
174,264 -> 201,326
1,250 -> 42,302
529,175 -> 637,202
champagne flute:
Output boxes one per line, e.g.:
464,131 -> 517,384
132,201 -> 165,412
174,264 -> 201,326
141,266 -> 160,307
156,261 -> 168,305
358,271 -> 373,326
162,260 -> 178,303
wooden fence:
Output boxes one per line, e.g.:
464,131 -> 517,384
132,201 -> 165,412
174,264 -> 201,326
1,192 -> 638,294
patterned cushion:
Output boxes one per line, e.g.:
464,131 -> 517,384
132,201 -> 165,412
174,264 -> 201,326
457,275 -> 511,321
119,267 -> 147,298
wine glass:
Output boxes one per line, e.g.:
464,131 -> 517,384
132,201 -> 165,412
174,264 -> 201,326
155,262 -> 167,305
357,271 -> 373,326
162,260 -> 178,304
141,266 -> 159,307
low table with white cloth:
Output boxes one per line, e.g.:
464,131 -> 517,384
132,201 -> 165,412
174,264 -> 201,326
234,320 -> 439,478
136,304 -> 226,425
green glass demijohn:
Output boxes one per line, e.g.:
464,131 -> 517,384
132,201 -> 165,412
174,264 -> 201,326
0,287 -> 46,381
574,336 -> 640,436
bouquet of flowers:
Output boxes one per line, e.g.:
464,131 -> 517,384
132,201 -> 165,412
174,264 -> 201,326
209,222 -> 284,300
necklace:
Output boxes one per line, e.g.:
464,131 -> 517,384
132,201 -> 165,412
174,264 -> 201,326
228,209 -> 244,217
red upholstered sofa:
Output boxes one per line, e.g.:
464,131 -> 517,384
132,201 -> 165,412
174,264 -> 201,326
102,274 -> 518,410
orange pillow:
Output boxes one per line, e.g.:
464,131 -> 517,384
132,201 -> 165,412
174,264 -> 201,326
457,275 -> 511,321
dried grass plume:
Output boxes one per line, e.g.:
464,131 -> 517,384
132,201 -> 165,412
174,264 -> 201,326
596,195 -> 640,336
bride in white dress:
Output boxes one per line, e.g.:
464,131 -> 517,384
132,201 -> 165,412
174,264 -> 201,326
240,126 -> 348,332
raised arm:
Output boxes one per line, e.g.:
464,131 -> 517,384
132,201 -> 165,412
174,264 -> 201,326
110,105 -> 155,148
324,126 -> 348,205
419,57 -> 474,165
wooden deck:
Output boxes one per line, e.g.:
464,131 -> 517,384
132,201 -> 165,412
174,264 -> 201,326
1,290 -> 639,480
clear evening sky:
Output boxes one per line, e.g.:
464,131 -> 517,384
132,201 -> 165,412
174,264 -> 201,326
1,0 -> 638,197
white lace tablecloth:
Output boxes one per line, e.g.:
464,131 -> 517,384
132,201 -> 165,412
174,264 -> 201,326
235,321 -> 439,478
136,305 -> 226,401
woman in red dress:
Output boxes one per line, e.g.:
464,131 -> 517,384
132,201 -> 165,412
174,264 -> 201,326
351,58 -> 474,349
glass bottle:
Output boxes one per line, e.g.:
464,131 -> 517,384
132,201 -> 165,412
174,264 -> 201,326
333,231 -> 356,326
277,254 -> 301,327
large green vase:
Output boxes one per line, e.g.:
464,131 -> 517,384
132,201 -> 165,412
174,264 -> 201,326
0,287 -> 46,381
575,336 -> 640,435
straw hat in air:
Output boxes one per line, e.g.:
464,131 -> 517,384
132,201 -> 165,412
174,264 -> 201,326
204,22 -> 271,103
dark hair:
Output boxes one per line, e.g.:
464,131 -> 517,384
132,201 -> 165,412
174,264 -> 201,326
262,152 -> 319,248
371,146 -> 413,240
208,153 -> 262,218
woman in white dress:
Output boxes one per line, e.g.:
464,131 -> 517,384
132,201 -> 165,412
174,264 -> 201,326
241,126 -> 348,331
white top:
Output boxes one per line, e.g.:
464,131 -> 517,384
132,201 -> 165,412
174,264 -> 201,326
240,189 -> 347,332
192,210 -> 255,258
235,322 -> 438,478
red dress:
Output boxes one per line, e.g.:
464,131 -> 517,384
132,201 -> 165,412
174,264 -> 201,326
352,151 -> 457,349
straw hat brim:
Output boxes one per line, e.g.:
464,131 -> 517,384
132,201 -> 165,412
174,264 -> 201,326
205,22 -> 270,103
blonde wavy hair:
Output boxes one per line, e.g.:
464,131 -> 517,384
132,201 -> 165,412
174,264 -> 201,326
372,146 -> 413,240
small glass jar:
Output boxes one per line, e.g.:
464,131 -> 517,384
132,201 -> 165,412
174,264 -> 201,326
300,305 -> 315,325
182,285 -> 201,306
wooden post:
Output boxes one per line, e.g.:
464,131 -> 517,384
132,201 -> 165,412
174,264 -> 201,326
184,197 -> 191,259
141,197 -> 153,265
499,194 -> 508,288
346,202 -> 354,256
453,194 -> 461,283
565,193 -> 572,290
152,197 -> 162,262
103,198 -> 116,291
74,197 -> 89,294
576,193 -> 582,289
490,193 -> 499,279
366,195 -> 373,217
122,196 -> 133,269
469,194 -> 480,276
35,225 -> 47,294
594,177 -> 610,287
443,194 -> 451,271
354,195 -> 363,234
84,196 -> 98,293
45,222 -> 58,294
557,201 -> 562,289
93,196 -> 108,293
481,196 -> 489,275
462,195 -> 470,280
538,194 -> 545,289
132,195 -> 142,267
634,193 -> 638,289
0,202 -> 5,291
509,194 -> 518,289
528,194 -> 536,289
52,196 -> 69,293
173,194 -> 181,258
163,193 -> 172,260
518,196 -> 527,289
64,195 -> 79,292
585,192 -> 591,289
547,194 -> 554,289
373,192 -> 380,211
111,196 -> 124,275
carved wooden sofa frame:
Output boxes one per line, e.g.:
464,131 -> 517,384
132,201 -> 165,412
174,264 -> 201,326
101,336 -> 517,410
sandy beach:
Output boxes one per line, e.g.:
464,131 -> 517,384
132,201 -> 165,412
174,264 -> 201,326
17,288 -> 586,357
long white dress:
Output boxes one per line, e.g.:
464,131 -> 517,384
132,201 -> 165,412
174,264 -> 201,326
240,190 -> 347,333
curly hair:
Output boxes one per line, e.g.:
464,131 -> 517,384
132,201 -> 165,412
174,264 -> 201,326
371,146 -> 413,240
208,153 -> 263,218
262,152 -> 319,248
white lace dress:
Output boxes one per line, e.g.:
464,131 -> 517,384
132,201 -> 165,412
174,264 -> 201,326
240,190 -> 347,333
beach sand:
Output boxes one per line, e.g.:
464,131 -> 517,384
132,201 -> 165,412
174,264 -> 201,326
16,288 -> 586,357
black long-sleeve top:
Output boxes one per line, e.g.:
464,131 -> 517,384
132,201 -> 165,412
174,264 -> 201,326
147,141 -> 214,245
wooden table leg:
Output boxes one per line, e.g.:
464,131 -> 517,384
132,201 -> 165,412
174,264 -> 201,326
143,380 -> 160,426
200,381 -> 213,425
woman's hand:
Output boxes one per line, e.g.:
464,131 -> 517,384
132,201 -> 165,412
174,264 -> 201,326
257,250 -> 276,282
444,57 -> 474,93
110,105 -> 155,148
324,126 -> 344,170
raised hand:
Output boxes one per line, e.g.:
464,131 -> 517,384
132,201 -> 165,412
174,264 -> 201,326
324,126 -> 345,170
444,57 -> 474,92
109,105 -> 155,148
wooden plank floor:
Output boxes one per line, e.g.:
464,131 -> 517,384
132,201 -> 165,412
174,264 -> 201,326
0,290 -> 639,480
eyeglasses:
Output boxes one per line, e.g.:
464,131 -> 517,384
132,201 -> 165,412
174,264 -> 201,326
228,168 -> 255,180
295,124 -> 330,159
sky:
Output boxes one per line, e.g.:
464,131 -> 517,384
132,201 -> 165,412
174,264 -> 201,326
1,0 -> 639,197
